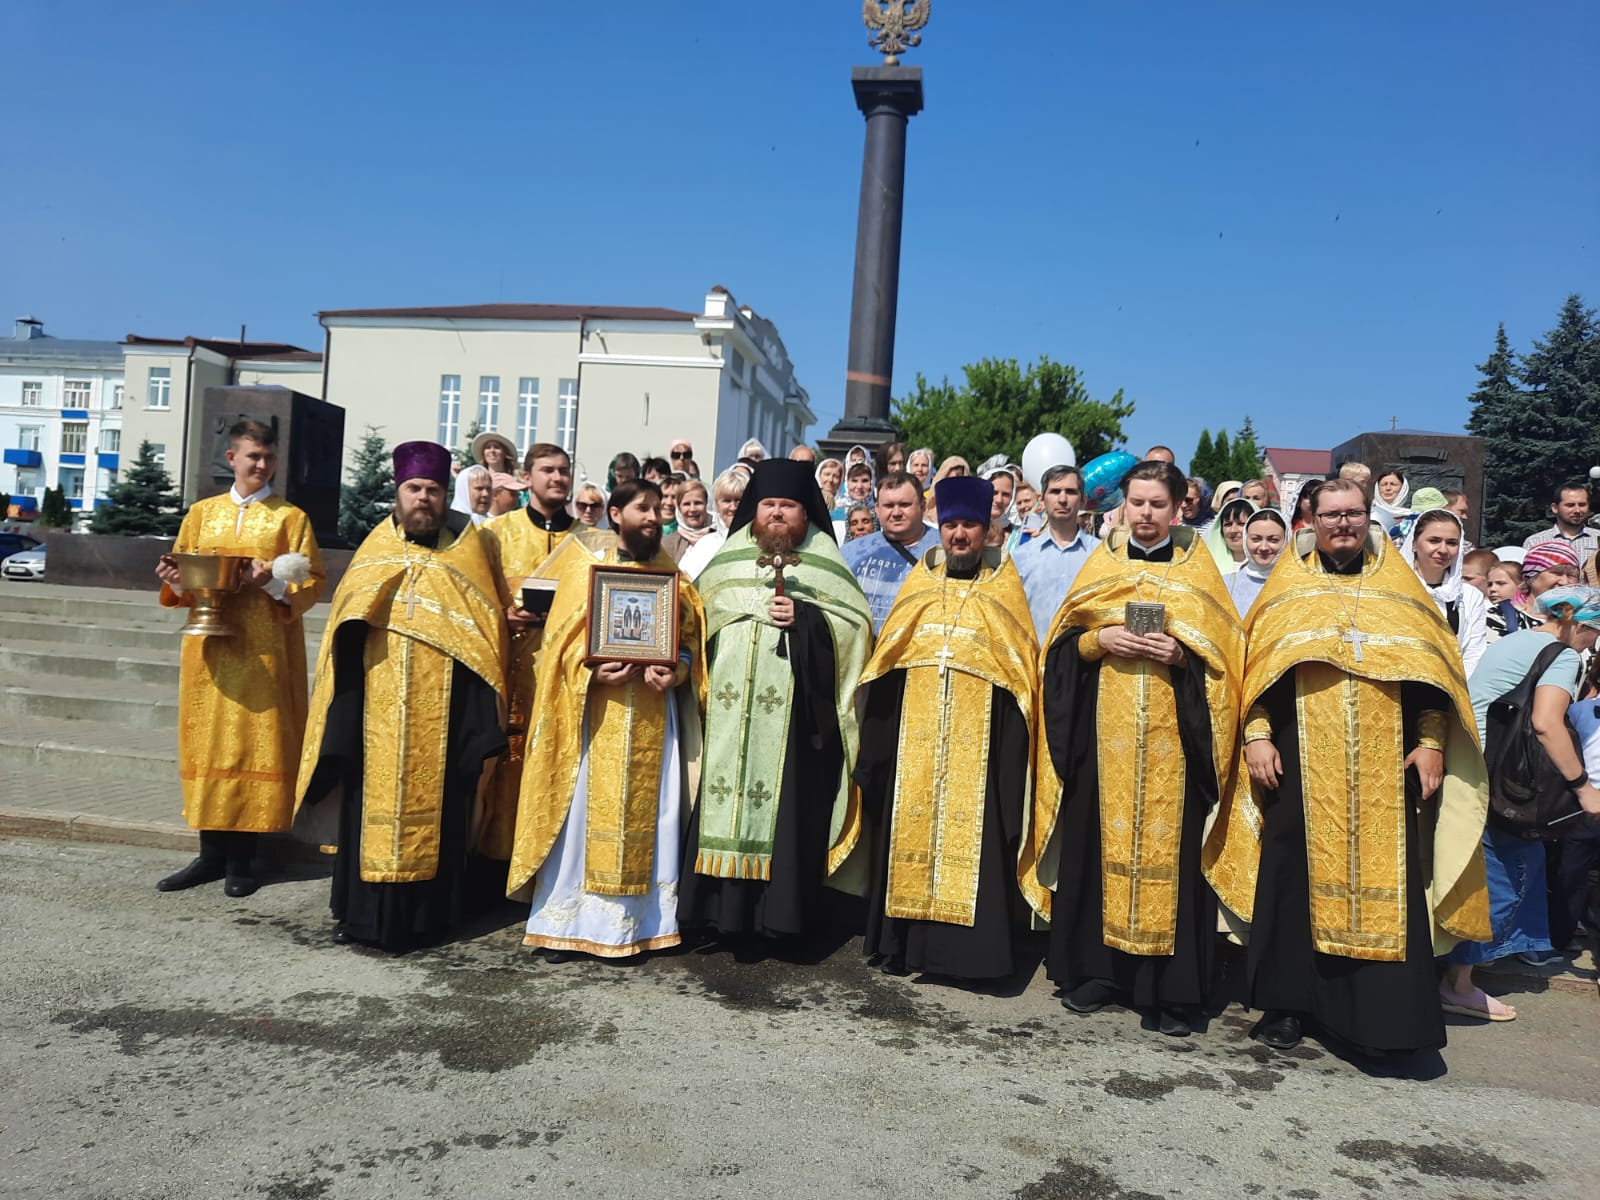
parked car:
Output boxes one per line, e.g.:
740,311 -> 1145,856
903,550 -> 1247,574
1,545 -> 45,580
0,532 -> 40,559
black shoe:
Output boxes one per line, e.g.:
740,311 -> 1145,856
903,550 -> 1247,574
1157,1008 -> 1192,1038
331,924 -> 354,945
1253,1011 -> 1302,1049
156,857 -> 226,892
1062,979 -> 1118,1014
538,948 -> 576,964
879,955 -> 910,977
223,874 -> 259,898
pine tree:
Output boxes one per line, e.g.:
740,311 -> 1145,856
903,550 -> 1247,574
1466,323 -> 1539,542
1191,430 -> 1216,482
1518,295 -> 1600,508
89,441 -> 183,536
1230,415 -> 1263,481
37,485 -> 73,529
339,426 -> 395,543
454,419 -> 482,469
1212,430 -> 1233,479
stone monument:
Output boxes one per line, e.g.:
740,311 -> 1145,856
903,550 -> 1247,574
818,2 -> 930,459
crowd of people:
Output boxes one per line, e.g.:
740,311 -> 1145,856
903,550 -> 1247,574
151,418 -> 1600,1063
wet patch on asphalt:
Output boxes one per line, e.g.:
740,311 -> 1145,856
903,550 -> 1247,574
1013,1154 -> 1166,1199
1336,1138 -> 1544,1185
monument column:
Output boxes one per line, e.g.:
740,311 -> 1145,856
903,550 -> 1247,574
820,5 -> 930,458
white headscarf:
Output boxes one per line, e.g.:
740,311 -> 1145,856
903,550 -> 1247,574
452,464 -> 492,524
1371,472 -> 1412,537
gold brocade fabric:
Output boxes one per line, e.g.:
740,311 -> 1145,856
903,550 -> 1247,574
159,494 -> 325,832
845,552 -> 1038,927
507,537 -> 706,900
1202,529 -> 1491,959
480,509 -> 572,860
295,516 -> 509,884
1020,527 -> 1243,954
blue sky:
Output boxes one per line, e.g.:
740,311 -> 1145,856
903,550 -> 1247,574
5,1 -> 1596,468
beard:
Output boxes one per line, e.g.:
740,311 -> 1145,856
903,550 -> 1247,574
620,527 -> 662,562
398,502 -> 444,540
753,516 -> 801,557
946,548 -> 982,574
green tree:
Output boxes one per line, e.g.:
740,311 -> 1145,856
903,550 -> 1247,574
0,491 -> 10,520
1466,323 -> 1538,542
37,485 -> 73,529
1190,430 -> 1216,481
453,419 -> 482,469
89,441 -> 183,536
892,356 -> 1133,468
1230,415 -> 1263,481
339,425 -> 395,543
1211,430 -> 1232,480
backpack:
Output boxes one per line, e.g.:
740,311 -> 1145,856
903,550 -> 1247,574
1483,641 -> 1585,840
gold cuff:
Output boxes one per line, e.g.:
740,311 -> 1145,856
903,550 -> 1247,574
1244,704 -> 1273,744
1079,628 -> 1107,662
1416,710 -> 1448,753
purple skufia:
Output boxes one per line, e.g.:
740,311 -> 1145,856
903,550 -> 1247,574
393,441 -> 453,488
934,476 -> 994,526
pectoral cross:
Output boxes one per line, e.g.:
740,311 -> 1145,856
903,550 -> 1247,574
400,561 -> 423,621
935,642 -> 958,676
1343,627 -> 1368,662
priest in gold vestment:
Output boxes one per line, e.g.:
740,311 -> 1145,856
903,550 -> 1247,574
848,476 -> 1039,979
1022,461 -> 1242,1037
154,418 -> 324,898
482,442 -> 576,862
507,479 -> 706,959
1204,479 -> 1490,1055
295,442 -> 510,951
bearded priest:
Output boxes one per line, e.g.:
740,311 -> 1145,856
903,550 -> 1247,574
678,459 -> 873,943
1022,459 -> 1243,1038
154,418 -> 325,898
507,479 -> 707,959
847,476 -> 1039,980
295,441 -> 510,951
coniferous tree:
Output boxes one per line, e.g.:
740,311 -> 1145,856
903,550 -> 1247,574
1230,416 -> 1263,481
453,419 -> 482,469
89,441 -> 183,535
1191,430 -> 1216,482
37,485 -> 73,529
1212,430 -> 1233,480
1466,324 -> 1539,542
339,426 -> 395,543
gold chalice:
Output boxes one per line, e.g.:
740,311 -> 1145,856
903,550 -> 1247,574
173,553 -> 250,637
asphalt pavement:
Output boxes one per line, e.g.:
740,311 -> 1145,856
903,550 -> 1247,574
3,837 -> 1596,1200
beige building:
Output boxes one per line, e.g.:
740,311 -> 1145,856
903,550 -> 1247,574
318,287 -> 814,483
120,336 -> 323,502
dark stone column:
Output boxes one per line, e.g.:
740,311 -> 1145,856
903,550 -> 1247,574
819,66 -> 924,458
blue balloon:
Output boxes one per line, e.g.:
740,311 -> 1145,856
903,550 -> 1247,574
1080,451 -> 1138,510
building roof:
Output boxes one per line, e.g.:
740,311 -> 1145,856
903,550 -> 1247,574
1262,447 -> 1332,475
0,333 -> 124,366
123,335 -> 320,361
316,303 -> 698,323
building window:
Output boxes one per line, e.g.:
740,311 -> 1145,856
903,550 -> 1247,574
60,466 -> 84,501
478,376 -> 500,433
517,377 -> 540,448
100,428 -> 121,453
438,374 -> 462,447
111,384 -> 124,410
147,368 -> 171,409
63,379 -> 92,408
15,467 -> 40,493
730,348 -> 747,384
21,380 -> 43,406
149,443 -> 166,465
61,421 -> 89,454
557,378 -> 579,453
18,426 -> 42,451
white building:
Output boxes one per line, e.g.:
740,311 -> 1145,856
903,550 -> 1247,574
0,317 -> 125,526
318,287 -> 814,481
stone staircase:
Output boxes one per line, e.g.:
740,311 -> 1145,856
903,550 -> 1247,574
0,581 -> 327,849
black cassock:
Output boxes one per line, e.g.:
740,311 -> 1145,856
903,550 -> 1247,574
853,674 -> 1029,979
1246,672 -> 1450,1057
299,622 -> 506,952
1041,625 -> 1219,1012
677,601 -> 846,939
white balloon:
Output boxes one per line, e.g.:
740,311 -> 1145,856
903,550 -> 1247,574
1021,433 -> 1076,490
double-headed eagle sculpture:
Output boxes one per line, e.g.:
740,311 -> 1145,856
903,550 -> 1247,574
863,0 -> 931,66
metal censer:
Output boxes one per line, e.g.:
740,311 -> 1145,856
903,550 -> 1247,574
173,553 -> 250,637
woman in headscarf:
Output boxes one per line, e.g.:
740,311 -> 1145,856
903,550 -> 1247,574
1371,469 -> 1411,540
1225,508 -> 1287,617
1211,480 -> 1242,514
1519,541 -> 1582,616
1402,508 -> 1489,675
814,458 -> 844,509
906,447 -> 935,492
924,455 -> 971,525
1203,496 -> 1256,574
1438,585 -> 1600,1022
662,477 -> 715,562
1393,486 -> 1445,547
457,465 -> 493,526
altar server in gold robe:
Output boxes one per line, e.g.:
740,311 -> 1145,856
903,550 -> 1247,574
847,476 -> 1039,980
154,418 -> 324,898
1204,477 -> 1490,1056
1022,460 -> 1243,1037
482,442 -> 576,861
507,479 -> 706,959
295,442 -> 510,951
